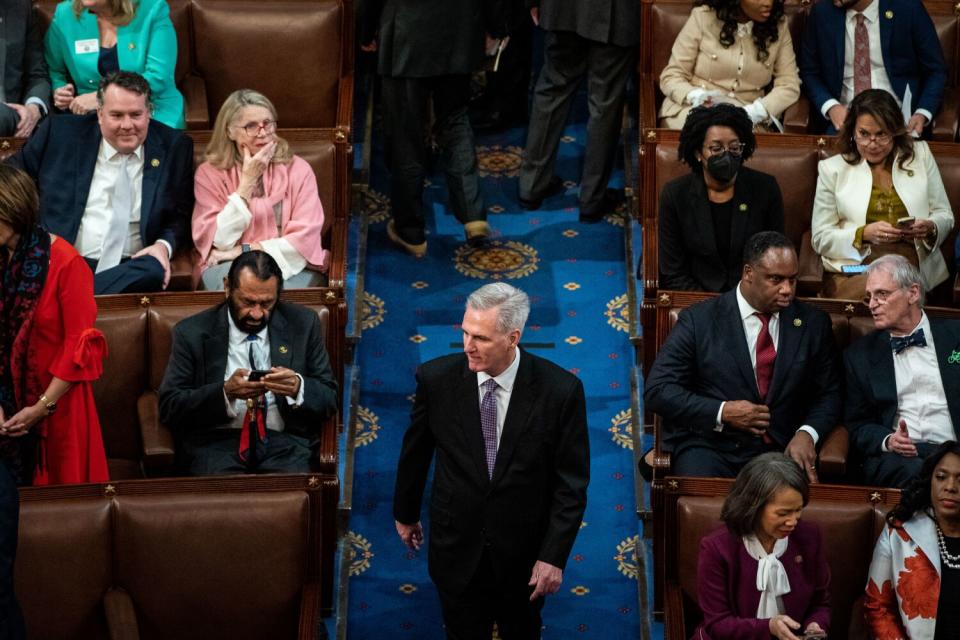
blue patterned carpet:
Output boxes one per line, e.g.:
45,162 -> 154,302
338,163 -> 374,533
345,119 -> 645,639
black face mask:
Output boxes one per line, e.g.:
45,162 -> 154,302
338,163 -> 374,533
705,152 -> 742,184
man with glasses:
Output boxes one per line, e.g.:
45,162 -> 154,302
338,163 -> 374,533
8,71 -> 193,294
646,231 -> 841,481
844,254 -> 960,487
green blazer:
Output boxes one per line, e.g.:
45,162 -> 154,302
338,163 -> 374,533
43,0 -> 184,129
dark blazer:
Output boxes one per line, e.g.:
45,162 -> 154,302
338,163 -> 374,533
645,289 -> 842,455
799,0 -> 947,130
357,0 -> 507,78
655,168 -> 785,292
844,317 -> 960,456
393,350 -> 590,596
8,113 -> 194,254
1,0 -> 49,108
529,0 -> 639,47
158,302 -> 339,442
694,522 -> 831,640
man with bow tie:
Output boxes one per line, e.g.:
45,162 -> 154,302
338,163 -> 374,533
845,254 -> 960,487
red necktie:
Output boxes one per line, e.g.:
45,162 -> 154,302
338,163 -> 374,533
755,312 -> 776,400
853,13 -> 872,96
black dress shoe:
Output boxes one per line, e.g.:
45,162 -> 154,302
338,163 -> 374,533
518,176 -> 564,211
579,188 -> 624,224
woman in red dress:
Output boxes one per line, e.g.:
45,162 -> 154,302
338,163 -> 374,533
0,164 -> 109,485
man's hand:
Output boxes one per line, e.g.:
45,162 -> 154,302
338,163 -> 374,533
827,104 -> 847,131
768,614 -> 802,640
69,92 -> 98,115
803,621 -> 826,638
530,7 -> 540,25
785,430 -> 818,483
395,520 -> 423,551
8,103 -> 41,138
53,84 -> 76,110
888,420 -> 918,457
223,368 -> 266,401
528,560 -> 562,601
721,400 -> 771,436
132,242 -> 172,289
262,367 -> 301,398
907,113 -> 928,136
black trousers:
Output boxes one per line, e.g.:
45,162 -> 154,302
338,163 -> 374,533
438,548 -> 543,640
862,441 -> 943,488
672,438 -> 780,478
180,429 -> 315,475
0,463 -> 25,640
381,74 -> 484,242
0,105 -> 20,137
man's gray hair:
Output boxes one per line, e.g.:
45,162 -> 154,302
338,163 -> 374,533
865,255 -> 926,307
466,283 -> 530,334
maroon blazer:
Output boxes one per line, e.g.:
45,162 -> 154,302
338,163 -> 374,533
692,521 -> 831,640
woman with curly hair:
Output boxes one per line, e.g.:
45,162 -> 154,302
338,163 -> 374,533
864,441 -> 960,639
659,0 -> 800,130
656,103 -> 784,292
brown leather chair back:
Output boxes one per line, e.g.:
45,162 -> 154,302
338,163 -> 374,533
168,0 -> 194,85
929,142 -> 960,272
647,1 -> 692,81
191,0 -> 344,128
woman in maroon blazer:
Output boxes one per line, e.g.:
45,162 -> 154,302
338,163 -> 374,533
694,453 -> 831,640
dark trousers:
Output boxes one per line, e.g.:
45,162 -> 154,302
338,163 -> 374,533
180,429 -> 315,475
519,30 -> 634,213
381,74 -> 484,241
862,442 -> 943,488
672,438 -> 780,478
0,463 -> 26,640
0,105 -> 19,137
84,255 -> 165,295
438,549 -> 543,640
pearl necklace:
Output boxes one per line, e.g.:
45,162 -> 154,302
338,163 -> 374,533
936,523 -> 960,570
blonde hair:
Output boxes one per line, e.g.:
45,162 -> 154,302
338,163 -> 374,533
72,0 -> 136,24
204,89 -> 292,170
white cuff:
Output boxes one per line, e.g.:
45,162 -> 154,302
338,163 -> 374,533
212,193 -> 253,250
687,88 -> 708,107
259,237 -> 306,281
915,109 -> 932,124
224,388 -> 238,418
882,434 -> 892,452
284,374 -> 306,407
797,425 -> 819,446
820,99 -> 841,120
24,97 -> 47,115
157,239 -> 173,259
743,99 -> 768,124
715,402 -> 726,432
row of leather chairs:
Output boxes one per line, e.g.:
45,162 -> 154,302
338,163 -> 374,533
638,0 -> 960,140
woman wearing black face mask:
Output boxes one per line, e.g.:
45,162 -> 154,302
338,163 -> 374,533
653,103 -> 785,293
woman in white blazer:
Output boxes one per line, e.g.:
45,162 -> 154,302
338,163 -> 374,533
811,90 -> 953,300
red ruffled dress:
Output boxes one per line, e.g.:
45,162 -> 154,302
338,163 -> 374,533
17,238 -> 109,485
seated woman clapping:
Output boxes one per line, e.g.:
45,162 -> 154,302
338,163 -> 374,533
193,89 -> 329,290
864,441 -> 960,639
659,0 -> 800,130
695,453 -> 830,640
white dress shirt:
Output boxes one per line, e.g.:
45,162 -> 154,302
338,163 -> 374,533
886,312 -> 954,448
476,348 -> 521,449
76,140 -> 145,259
820,0 -> 932,123
222,313 -> 305,432
714,285 -> 819,444
213,193 -> 306,280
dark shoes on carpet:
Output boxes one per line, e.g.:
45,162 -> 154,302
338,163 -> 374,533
387,220 -> 427,258
518,175 -> 565,211
464,221 -> 490,247
580,188 -> 624,224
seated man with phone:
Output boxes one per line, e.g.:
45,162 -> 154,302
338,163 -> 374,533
159,250 -> 339,475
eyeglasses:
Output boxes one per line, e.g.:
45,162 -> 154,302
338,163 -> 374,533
704,142 -> 744,157
862,289 -> 900,306
232,119 -> 277,136
853,129 -> 893,145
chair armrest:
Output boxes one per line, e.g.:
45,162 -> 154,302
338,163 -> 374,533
797,230 -> 823,297
639,74 -> 658,133
652,414 -> 672,477
664,584 -> 687,640
181,74 -> 209,130
818,425 -> 849,479
781,96 -> 810,134
167,250 -> 195,292
137,391 -> 176,473
104,587 -> 140,640
930,85 -> 959,143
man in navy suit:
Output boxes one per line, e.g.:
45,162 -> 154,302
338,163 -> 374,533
645,231 -> 842,481
8,71 -> 193,294
799,0 -> 947,135
0,0 -> 49,138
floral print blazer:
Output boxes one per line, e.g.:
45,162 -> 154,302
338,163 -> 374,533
864,512 -> 940,639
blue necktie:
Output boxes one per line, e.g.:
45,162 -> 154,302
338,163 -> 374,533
890,328 -> 927,355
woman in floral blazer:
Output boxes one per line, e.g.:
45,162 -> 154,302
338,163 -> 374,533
864,441 -> 960,639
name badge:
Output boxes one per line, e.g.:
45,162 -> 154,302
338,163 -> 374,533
75,39 -> 99,55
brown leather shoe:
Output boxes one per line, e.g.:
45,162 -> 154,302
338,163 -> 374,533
464,221 -> 490,247
387,220 -> 427,258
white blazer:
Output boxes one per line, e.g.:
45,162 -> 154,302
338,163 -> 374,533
811,141 -> 954,289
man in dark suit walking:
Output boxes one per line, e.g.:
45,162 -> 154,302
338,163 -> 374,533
159,251 -> 338,475
645,231 -> 842,480
8,71 -> 193,294
845,255 -> 960,488
799,0 -> 947,134
519,0 -> 638,222
0,0 -> 49,138
394,283 -> 589,639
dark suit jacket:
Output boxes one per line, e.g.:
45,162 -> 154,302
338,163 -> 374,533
393,350 -> 590,595
644,289 -> 842,455
844,317 -> 960,457
357,0 -> 507,78
528,0 -> 639,47
799,0 -> 947,130
8,113 -> 194,254
158,302 -> 339,442
655,168 -> 785,292
1,0 -> 49,108
694,522 -> 831,639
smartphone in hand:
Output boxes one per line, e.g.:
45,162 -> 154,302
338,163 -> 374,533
248,370 -> 270,382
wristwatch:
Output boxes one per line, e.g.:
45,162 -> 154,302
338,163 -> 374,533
38,394 -> 57,415
242,243 -> 252,253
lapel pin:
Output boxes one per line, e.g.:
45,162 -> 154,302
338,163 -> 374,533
279,345 -> 289,354
793,318 -> 802,327
150,158 -> 159,168
128,42 -> 136,50
738,203 -> 748,212
794,555 -> 803,564
884,9 -> 893,18
948,349 -> 960,364
907,170 -> 914,177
